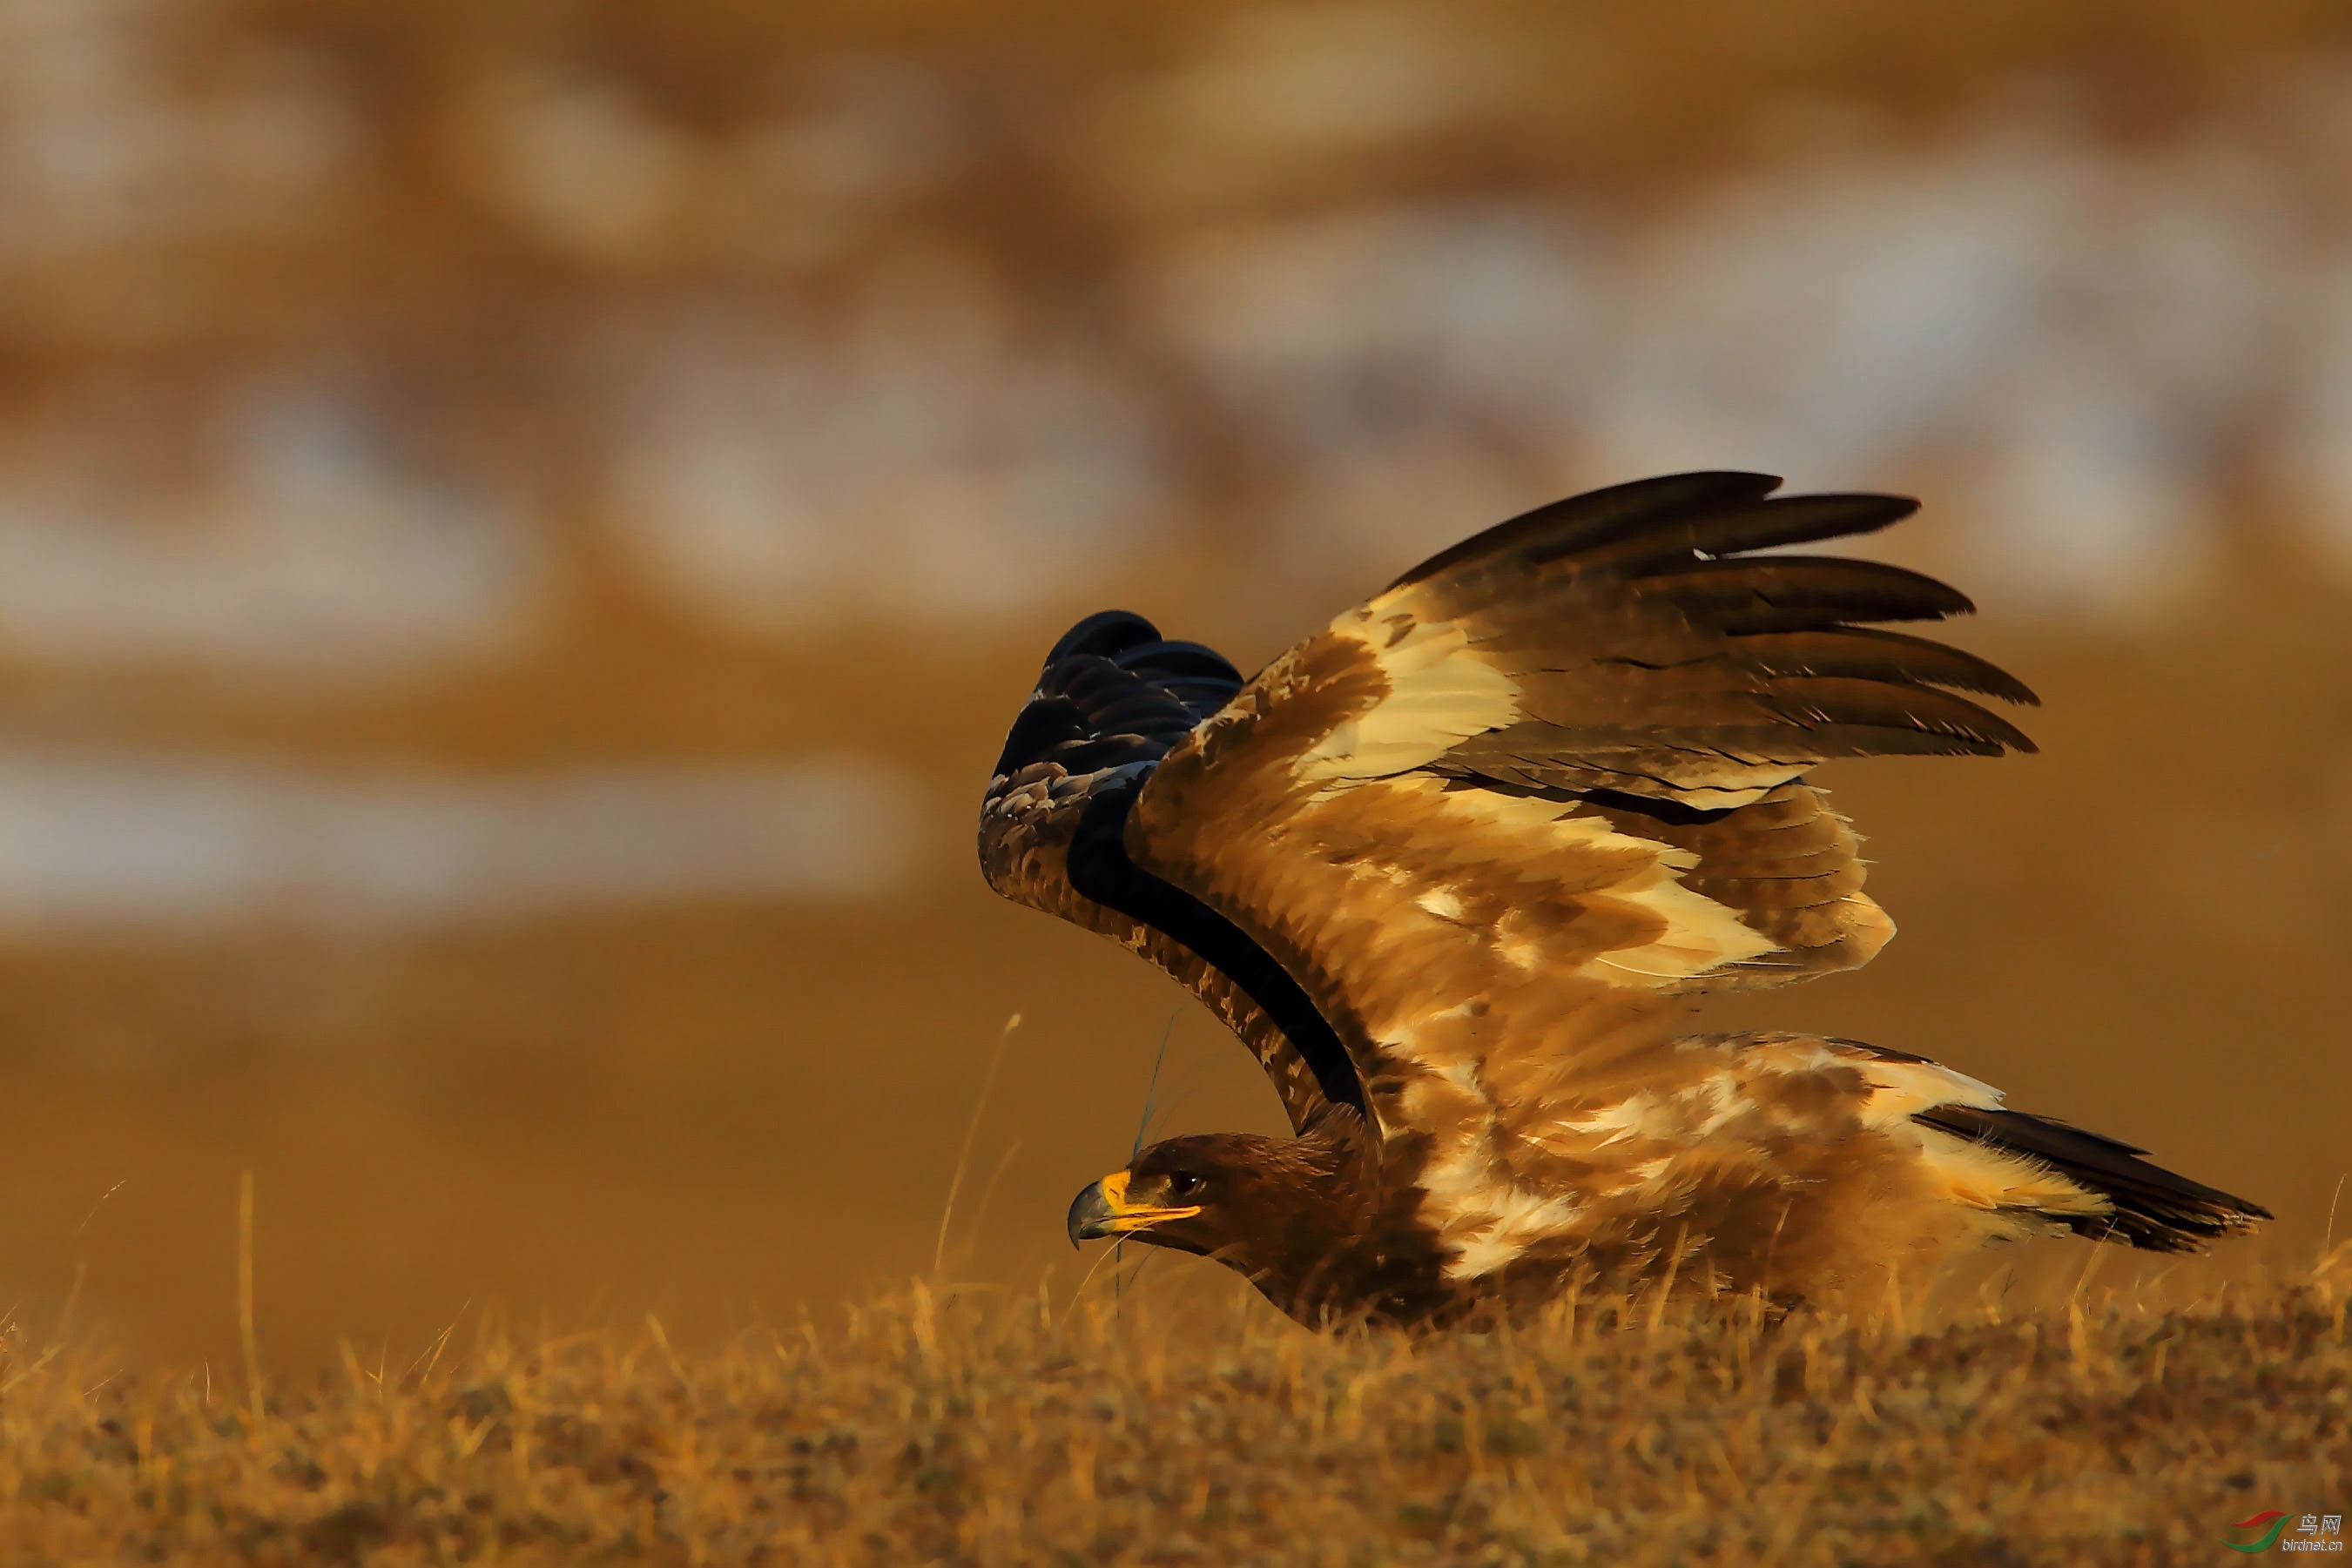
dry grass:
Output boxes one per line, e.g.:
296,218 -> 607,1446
2,1251 -> 2345,1567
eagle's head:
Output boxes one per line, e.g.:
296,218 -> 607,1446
1066,1133 -> 1415,1318
1067,1134 -> 1266,1258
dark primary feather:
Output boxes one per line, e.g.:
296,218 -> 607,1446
1750,676 -> 2038,753
1382,471 -> 1788,592
1576,492 -> 1921,574
1914,1104 -> 2272,1252
1635,556 -> 1977,633
1732,627 -> 2039,706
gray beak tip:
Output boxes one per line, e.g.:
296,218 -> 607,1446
1066,1179 -> 1114,1248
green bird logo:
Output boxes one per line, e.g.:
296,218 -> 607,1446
2223,1511 -> 2293,1553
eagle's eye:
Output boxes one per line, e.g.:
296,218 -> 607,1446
1168,1172 -> 1205,1199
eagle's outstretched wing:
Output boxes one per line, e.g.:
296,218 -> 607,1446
1119,472 -> 2037,1158
979,611 -> 1363,1134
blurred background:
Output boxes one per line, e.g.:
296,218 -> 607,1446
1,0 -> 2348,1369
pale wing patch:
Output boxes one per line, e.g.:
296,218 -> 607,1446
1433,1068 -> 1758,1281
1495,927 -> 1545,971
1432,786 -> 1782,986
1295,613 -> 1518,784
1832,892 -> 1897,968
1849,1054 -> 2005,1126
1413,1114 -> 1588,1282
1728,1036 -> 1999,1114
1913,1130 -> 2112,1223
1385,1026 -> 1589,1282
1551,1092 -> 1669,1148
1442,1182 -> 1590,1279
1546,1073 -> 1746,1149
1416,888 -> 1466,921
1643,774 -> 1801,811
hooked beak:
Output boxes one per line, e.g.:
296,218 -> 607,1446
1065,1169 -> 1202,1247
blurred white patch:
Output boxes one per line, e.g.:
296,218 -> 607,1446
461,69 -> 691,263
0,752 -> 923,932
0,381 -> 538,676
462,57 -> 961,271
1937,136 -> 2282,613
0,0 -> 355,259
1135,205 -> 1597,574
1264,433 -> 1543,584
1154,3 -> 1513,154
1588,125 -> 2081,484
604,259 -> 1165,633
719,58 -> 965,267
759,59 -> 960,205
1085,3 -> 1532,212
1138,205 -> 1598,452
1959,375 -> 2214,615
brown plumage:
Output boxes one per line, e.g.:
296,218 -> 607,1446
983,473 -> 2268,1328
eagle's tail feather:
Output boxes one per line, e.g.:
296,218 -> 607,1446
1914,1104 -> 2271,1253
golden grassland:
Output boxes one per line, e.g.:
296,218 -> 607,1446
2,1246 -> 2346,1567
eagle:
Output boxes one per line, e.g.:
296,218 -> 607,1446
978,473 -> 2268,1327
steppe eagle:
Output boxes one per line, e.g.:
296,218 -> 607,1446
978,473 -> 2267,1326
